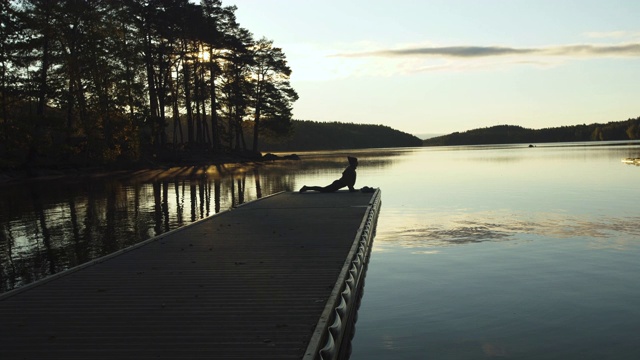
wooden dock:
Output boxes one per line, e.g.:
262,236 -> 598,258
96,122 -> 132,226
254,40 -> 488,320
0,190 -> 381,360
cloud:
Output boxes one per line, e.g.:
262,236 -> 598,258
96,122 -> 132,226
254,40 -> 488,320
544,44 -> 640,56
584,31 -> 640,39
289,40 -> 640,80
335,43 -> 640,59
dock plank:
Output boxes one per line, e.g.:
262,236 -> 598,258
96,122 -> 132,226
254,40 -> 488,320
0,191 -> 380,360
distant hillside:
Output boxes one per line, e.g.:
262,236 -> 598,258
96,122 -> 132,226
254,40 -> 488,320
415,133 -> 445,140
261,120 -> 423,152
423,117 -> 640,146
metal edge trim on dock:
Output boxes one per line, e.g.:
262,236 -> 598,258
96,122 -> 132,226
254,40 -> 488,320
0,191 -> 285,301
303,188 -> 382,360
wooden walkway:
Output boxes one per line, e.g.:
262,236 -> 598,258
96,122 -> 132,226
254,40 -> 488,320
0,190 -> 381,360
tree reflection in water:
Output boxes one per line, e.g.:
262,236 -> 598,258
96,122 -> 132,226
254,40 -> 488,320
0,164 -> 295,293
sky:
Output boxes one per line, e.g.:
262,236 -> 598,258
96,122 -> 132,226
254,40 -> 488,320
224,0 -> 640,136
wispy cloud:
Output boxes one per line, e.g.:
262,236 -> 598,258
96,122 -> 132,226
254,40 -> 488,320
288,40 -> 640,81
335,43 -> 640,59
584,31 -> 640,39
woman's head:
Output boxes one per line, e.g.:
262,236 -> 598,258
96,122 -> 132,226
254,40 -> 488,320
347,156 -> 358,168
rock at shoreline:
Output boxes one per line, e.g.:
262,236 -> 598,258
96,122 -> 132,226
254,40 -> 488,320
262,153 -> 300,161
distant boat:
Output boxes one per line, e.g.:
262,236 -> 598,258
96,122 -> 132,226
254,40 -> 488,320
621,158 -> 640,166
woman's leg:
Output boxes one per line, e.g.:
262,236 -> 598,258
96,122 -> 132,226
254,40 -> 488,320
300,180 -> 344,193
300,185 -> 323,192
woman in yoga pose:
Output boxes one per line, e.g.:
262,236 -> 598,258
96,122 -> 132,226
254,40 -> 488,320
300,156 -> 358,193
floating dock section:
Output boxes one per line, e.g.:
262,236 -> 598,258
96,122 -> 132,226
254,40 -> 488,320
0,190 -> 381,360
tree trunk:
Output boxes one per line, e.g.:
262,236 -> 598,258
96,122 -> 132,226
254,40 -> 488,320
145,30 -> 159,148
183,58 -> 194,146
252,79 -> 262,152
209,49 -> 219,151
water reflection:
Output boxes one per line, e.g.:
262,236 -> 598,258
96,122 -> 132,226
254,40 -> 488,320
0,165 -> 281,292
0,152 -> 399,293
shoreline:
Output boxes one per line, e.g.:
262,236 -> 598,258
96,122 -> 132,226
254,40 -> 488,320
0,152 -> 300,185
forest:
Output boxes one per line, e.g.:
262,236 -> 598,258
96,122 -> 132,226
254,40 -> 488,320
423,117 -> 640,146
260,120 -> 423,152
0,0 -> 297,170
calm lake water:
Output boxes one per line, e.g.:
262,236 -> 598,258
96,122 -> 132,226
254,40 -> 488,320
2,141 -> 640,359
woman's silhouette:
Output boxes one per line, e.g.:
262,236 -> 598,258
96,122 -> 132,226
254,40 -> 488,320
300,156 -> 358,193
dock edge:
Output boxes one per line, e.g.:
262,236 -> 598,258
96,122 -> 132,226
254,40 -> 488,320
303,188 -> 382,360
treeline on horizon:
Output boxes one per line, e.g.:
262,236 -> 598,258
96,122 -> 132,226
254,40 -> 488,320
0,0 -> 297,170
261,120 -> 423,152
423,117 -> 640,146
